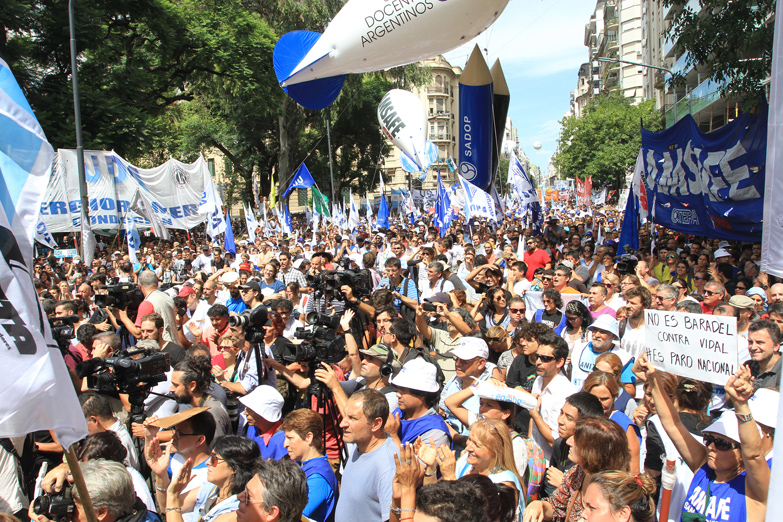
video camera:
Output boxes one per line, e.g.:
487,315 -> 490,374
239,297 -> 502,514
48,315 -> 78,352
33,485 -> 74,522
227,305 -> 270,344
306,269 -> 372,298
77,348 -> 170,395
94,283 -> 144,314
615,246 -> 639,275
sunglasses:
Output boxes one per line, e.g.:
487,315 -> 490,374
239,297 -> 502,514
654,295 -> 675,301
542,277 -> 553,282
703,434 -> 739,451
736,286 -> 747,290
695,276 -> 706,280
208,453 -> 226,466
535,354 -> 557,362
509,308 -> 525,314
704,290 -> 723,297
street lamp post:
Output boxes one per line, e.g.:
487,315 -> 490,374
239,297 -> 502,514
597,57 -> 677,121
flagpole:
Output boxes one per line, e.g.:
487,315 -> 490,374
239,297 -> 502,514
68,0 -> 90,259
326,117 -> 336,204
64,445 -> 99,522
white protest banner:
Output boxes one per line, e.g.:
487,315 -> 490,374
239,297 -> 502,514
54,248 -> 78,258
644,310 -> 738,386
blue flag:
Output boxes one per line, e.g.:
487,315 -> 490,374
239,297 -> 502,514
282,163 -> 316,199
435,171 -> 451,236
284,203 -> 293,234
617,191 -> 639,253
377,193 -> 390,229
224,208 -> 236,256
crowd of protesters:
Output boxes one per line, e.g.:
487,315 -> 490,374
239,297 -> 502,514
1,203 -> 778,522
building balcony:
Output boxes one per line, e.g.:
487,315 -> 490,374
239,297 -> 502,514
427,87 -> 451,96
429,133 -> 454,143
664,77 -> 724,127
604,16 -> 618,29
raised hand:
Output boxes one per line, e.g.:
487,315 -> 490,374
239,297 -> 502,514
725,365 -> 755,405
392,443 -> 422,500
414,436 -> 438,468
167,457 -> 193,501
145,435 -> 171,477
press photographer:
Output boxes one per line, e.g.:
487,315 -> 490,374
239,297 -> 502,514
30,459 -> 161,522
111,271 -> 177,343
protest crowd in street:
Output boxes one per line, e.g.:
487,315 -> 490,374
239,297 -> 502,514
5,204 -> 779,522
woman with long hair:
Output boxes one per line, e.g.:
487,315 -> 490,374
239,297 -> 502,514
582,371 -> 642,474
58,280 -> 74,300
213,336 -> 243,430
561,300 -> 591,363
434,417 -> 527,517
533,289 -> 566,335
674,261 -> 695,292
167,436 -> 261,522
593,353 -> 637,419
473,286 -> 511,331
581,471 -> 657,522
523,416 -> 631,522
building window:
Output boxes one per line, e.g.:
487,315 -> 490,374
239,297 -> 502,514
207,158 -> 215,178
436,98 -> 445,113
435,75 -> 443,92
437,122 -> 447,140
430,124 -> 435,139
298,189 -> 308,207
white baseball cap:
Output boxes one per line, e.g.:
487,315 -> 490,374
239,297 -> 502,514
239,385 -> 284,423
704,410 -> 762,444
748,388 -> 779,429
390,358 -> 440,393
447,337 -> 489,361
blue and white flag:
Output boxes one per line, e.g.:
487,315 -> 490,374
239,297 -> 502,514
507,152 -> 543,234
127,220 -> 141,264
282,163 -> 316,199
435,171 -> 452,236
244,202 -> 258,243
348,189 -> 360,232
0,58 -> 87,448
459,175 -> 500,224
284,203 -> 293,235
34,214 -> 58,250
400,140 -> 440,173
201,174 -> 226,239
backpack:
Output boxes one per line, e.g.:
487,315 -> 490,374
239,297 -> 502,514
398,278 -> 417,324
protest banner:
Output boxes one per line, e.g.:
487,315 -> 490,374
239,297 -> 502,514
54,248 -> 78,258
644,310 -> 738,386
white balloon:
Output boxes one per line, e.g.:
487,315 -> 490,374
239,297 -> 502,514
275,0 -> 512,108
533,141 -> 543,150
378,89 -> 429,172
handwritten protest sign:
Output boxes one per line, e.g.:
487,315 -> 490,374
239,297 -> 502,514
645,310 -> 738,386
54,248 -> 78,259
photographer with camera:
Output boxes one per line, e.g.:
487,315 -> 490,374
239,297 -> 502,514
379,257 -> 419,316
31,459 -> 161,522
114,271 -> 177,343
415,301 -> 476,381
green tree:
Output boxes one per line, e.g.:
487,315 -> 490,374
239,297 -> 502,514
553,93 -> 662,190
664,0 -> 775,100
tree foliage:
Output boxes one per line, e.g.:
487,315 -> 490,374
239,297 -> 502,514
553,93 -> 662,190
2,0 -> 430,209
664,0 -> 775,100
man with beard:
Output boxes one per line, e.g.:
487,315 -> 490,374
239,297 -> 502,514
222,271 -> 247,313
143,409 -> 215,515
170,355 -> 232,437
524,236 -> 552,281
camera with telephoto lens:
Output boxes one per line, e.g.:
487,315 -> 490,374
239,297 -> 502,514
227,305 -> 270,344
614,247 -> 639,276
283,326 -> 347,366
48,315 -> 78,348
306,269 -> 373,298
94,283 -> 145,314
78,348 -> 170,395
33,485 -> 74,522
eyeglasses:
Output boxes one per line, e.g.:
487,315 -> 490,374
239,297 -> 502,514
605,283 -> 613,288
173,430 -> 198,438
654,295 -> 675,301
509,308 -> 525,314
494,296 -> 506,301
209,453 -> 226,466
240,288 -> 252,293
542,277 -> 553,282
695,276 -> 706,280
704,290 -> 723,297
535,354 -> 557,362
703,434 -> 739,451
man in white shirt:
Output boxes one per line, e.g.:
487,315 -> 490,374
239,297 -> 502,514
529,332 -> 576,463
420,261 -> 454,301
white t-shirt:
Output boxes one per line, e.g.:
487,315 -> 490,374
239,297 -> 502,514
513,279 -> 532,296
531,373 -> 576,463
620,321 -> 646,399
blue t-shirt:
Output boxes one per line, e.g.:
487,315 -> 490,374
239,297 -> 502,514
246,426 -> 288,460
681,464 -> 747,522
226,295 -> 247,314
301,456 -> 338,522
261,279 -> 285,296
